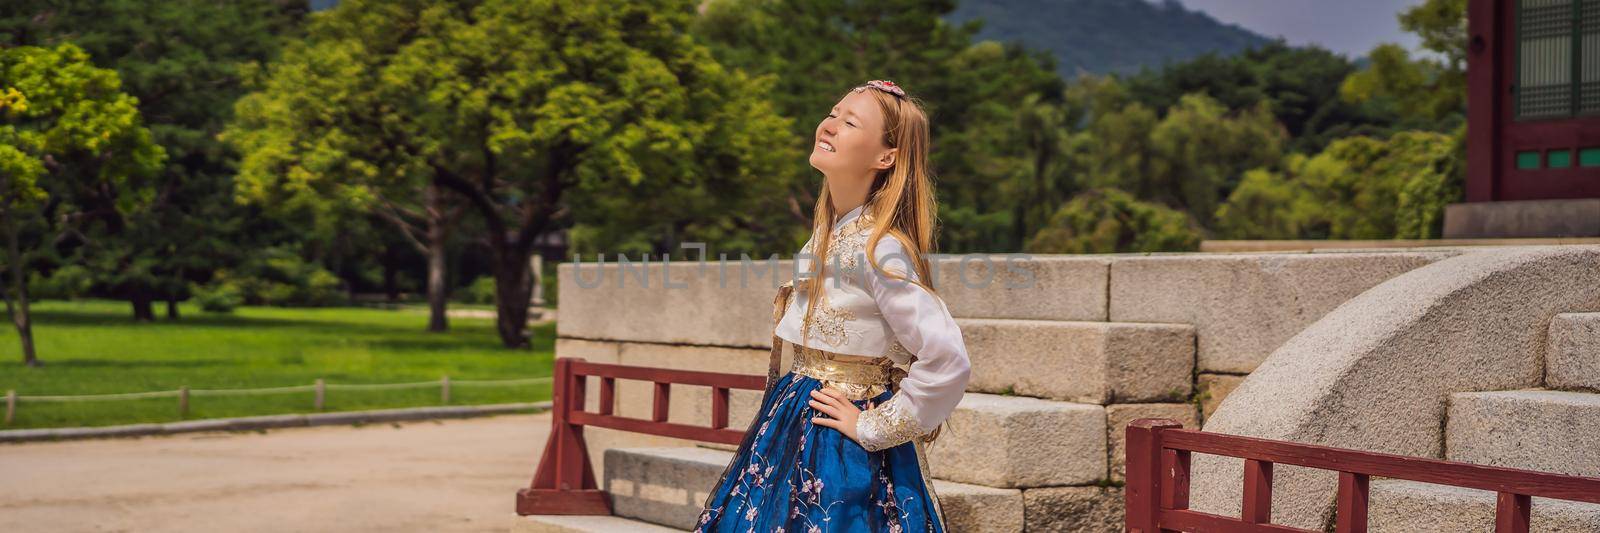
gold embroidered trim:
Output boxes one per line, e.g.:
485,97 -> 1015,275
857,394 -> 925,452
832,213 -> 871,273
831,230 -> 866,274
885,340 -> 913,361
789,343 -> 892,401
913,438 -> 948,529
801,296 -> 858,346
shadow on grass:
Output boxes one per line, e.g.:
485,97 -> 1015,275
5,307 -> 526,342
43,358 -> 232,369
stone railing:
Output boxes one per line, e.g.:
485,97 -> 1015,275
1191,245 -> 1600,529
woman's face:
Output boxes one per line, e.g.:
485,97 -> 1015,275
809,89 -> 894,178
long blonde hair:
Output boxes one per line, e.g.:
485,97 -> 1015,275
799,83 -> 950,442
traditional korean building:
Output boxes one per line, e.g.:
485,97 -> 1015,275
1450,0 -> 1600,237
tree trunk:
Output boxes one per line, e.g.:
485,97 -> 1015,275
131,287 -> 155,322
166,296 -> 180,320
491,242 -> 533,349
6,217 -> 39,367
382,246 -> 401,303
425,184 -> 449,332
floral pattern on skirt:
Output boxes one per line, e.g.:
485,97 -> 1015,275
695,370 -> 945,533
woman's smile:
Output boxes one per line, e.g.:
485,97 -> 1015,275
816,139 -> 836,152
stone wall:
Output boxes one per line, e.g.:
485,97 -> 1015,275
543,248 -> 1475,530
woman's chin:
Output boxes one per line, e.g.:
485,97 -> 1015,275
808,152 -> 828,171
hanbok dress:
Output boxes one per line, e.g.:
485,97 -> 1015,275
695,203 -> 973,533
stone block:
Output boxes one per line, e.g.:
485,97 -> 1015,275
930,479 -> 1025,533
1109,252 -> 1446,373
558,259 -> 794,347
933,255 -> 1109,321
1548,313 -> 1600,391
1370,479 -> 1600,532
606,447 -> 733,530
511,514 -> 683,533
961,319 -> 1194,404
602,447 -> 1022,532
927,393 -> 1107,488
1447,390 -> 1600,477
1022,486 -> 1123,532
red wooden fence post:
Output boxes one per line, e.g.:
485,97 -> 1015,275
1242,458 -> 1275,523
1164,448 -> 1192,512
1126,418 -> 1185,533
517,357 -> 612,516
1336,472 -> 1370,533
1495,492 -> 1531,533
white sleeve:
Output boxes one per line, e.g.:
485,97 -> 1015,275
853,235 -> 972,452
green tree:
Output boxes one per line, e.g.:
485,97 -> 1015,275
227,1 -> 467,333
1214,129 -> 1463,239
0,43 -> 165,365
1122,40 -> 1395,153
1082,92 -> 1285,227
1147,94 -> 1285,227
1340,0 -> 1466,125
1,0 -> 309,320
1024,187 -> 1200,254
694,0 -> 1064,253
231,0 -> 796,348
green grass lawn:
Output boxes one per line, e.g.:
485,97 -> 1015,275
0,300 -> 554,429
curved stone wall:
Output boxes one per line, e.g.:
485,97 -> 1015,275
1192,246 -> 1600,529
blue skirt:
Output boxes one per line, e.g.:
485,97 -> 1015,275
694,369 -> 947,532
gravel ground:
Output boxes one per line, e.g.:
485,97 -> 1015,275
0,412 -> 552,532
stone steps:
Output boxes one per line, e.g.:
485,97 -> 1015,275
926,392 -> 1108,488
603,446 -> 1025,532
1548,313 -> 1600,391
1367,389 -> 1600,531
1369,479 -> 1600,532
957,318 -> 1195,405
1370,320 -> 1600,533
512,514 -> 686,532
1446,390 -> 1600,476
593,390 -> 1167,531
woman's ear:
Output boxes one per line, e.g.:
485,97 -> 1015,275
875,148 -> 898,170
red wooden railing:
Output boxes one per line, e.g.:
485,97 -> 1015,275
516,357 -> 766,516
1125,418 -> 1600,533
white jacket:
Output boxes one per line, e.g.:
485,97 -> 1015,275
774,203 -> 972,452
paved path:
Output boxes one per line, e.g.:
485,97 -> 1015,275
0,413 -> 552,532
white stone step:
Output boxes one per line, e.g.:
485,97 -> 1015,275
958,318 -> 1195,405
1548,313 -> 1600,391
927,392 -> 1107,487
604,446 -> 730,530
511,513 -> 686,532
1369,479 -> 1600,532
1447,390 -> 1600,477
603,445 -> 1025,532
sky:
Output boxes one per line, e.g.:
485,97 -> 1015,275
1172,0 -> 1428,58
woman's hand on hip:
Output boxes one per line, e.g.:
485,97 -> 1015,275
808,387 -> 862,444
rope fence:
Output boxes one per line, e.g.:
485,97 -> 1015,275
2,375 -> 552,424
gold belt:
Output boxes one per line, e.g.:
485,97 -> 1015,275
788,342 -> 902,400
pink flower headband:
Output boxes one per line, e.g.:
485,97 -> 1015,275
854,79 -> 906,98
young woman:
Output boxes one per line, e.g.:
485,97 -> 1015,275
695,80 -> 972,532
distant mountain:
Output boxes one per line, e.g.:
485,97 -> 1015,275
308,0 -> 1268,77
945,0 -> 1273,77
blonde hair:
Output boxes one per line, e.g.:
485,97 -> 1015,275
799,83 -> 949,443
